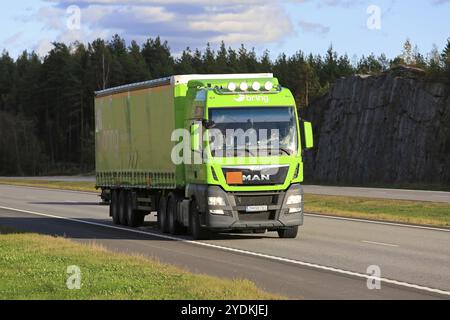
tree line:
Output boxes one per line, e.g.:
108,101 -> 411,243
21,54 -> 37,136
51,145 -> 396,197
0,35 -> 449,175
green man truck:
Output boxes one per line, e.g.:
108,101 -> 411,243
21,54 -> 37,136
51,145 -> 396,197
95,73 -> 313,239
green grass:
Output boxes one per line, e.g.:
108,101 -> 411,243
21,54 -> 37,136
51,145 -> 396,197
305,194 -> 450,227
0,179 -> 448,228
0,229 -> 280,300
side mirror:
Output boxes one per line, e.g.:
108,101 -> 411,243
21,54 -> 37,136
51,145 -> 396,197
202,119 -> 216,129
303,121 -> 314,150
190,123 -> 201,151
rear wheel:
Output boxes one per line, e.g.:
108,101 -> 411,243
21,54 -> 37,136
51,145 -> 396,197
118,190 -> 128,226
157,196 -> 169,233
189,200 -> 211,240
110,190 -> 120,225
126,192 -> 144,227
277,226 -> 299,239
167,193 -> 184,235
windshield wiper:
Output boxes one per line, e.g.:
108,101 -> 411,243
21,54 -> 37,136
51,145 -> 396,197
278,147 -> 293,156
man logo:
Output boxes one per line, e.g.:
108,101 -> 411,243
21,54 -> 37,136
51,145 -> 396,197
243,174 -> 271,182
234,95 -> 245,102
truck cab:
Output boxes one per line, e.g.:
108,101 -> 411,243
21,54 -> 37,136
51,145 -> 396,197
181,75 -> 314,239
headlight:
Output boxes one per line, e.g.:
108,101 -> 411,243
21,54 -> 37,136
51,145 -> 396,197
286,194 -> 302,205
210,209 -> 225,215
289,208 -> 302,214
208,196 -> 226,206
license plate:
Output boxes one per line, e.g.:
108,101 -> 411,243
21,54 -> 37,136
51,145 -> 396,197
246,205 -> 268,213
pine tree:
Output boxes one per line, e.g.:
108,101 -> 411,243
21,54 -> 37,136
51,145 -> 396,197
402,39 -> 414,65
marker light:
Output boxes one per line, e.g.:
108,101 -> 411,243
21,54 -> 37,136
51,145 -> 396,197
239,82 -> 248,91
228,82 -> 237,92
252,82 -> 261,91
264,81 -> 274,91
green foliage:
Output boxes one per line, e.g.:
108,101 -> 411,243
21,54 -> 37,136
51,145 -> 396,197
0,232 -> 279,299
0,35 -> 448,175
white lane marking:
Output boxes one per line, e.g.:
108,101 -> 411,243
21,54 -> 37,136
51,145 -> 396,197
305,213 -> 450,233
1,205 -> 449,297
362,240 -> 399,248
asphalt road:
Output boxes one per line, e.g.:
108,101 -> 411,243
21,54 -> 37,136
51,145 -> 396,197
3,176 -> 450,203
0,184 -> 449,299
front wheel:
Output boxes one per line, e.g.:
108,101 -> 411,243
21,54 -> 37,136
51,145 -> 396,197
189,200 -> 211,240
277,226 -> 299,239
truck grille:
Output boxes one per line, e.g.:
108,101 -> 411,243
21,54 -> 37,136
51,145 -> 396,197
222,165 -> 289,186
238,211 -> 276,221
235,195 -> 277,206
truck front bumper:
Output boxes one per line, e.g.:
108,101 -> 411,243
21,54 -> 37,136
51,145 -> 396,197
203,184 -> 304,231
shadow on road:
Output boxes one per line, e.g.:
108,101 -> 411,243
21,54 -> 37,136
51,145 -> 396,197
0,216 -> 275,242
29,202 -> 101,206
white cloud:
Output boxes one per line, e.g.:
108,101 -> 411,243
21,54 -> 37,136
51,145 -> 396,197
298,21 -> 330,35
189,5 -> 293,43
35,38 -> 54,57
30,0 -> 297,55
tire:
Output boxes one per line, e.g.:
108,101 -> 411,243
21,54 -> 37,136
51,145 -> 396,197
110,190 -> 120,225
277,226 -> 299,239
126,192 -> 144,228
157,196 -> 169,233
167,193 -> 184,235
189,200 -> 211,240
118,190 -> 128,226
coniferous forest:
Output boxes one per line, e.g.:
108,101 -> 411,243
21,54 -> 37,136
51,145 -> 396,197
1,35 -> 449,175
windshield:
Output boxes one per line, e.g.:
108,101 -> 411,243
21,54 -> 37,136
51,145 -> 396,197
208,107 -> 298,157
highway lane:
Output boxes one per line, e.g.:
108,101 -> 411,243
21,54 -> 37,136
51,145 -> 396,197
3,176 -> 450,202
0,185 -> 449,299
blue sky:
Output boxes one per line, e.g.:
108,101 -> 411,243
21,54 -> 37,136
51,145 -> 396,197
0,0 -> 449,60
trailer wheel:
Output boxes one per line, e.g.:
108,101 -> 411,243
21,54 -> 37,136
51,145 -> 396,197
189,200 -> 211,240
157,196 -> 169,233
118,190 -> 128,226
277,226 -> 299,239
167,193 -> 184,235
126,192 -> 144,227
110,190 -> 120,225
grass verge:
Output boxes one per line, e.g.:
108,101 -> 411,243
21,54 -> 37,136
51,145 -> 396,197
305,194 -> 450,227
0,228 -> 280,300
0,179 -> 97,193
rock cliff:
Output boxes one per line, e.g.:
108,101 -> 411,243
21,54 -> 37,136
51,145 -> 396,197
300,67 -> 450,186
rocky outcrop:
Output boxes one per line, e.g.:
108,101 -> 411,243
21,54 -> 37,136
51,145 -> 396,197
300,67 -> 450,186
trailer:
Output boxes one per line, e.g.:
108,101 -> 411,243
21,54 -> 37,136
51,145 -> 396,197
95,74 -> 313,239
